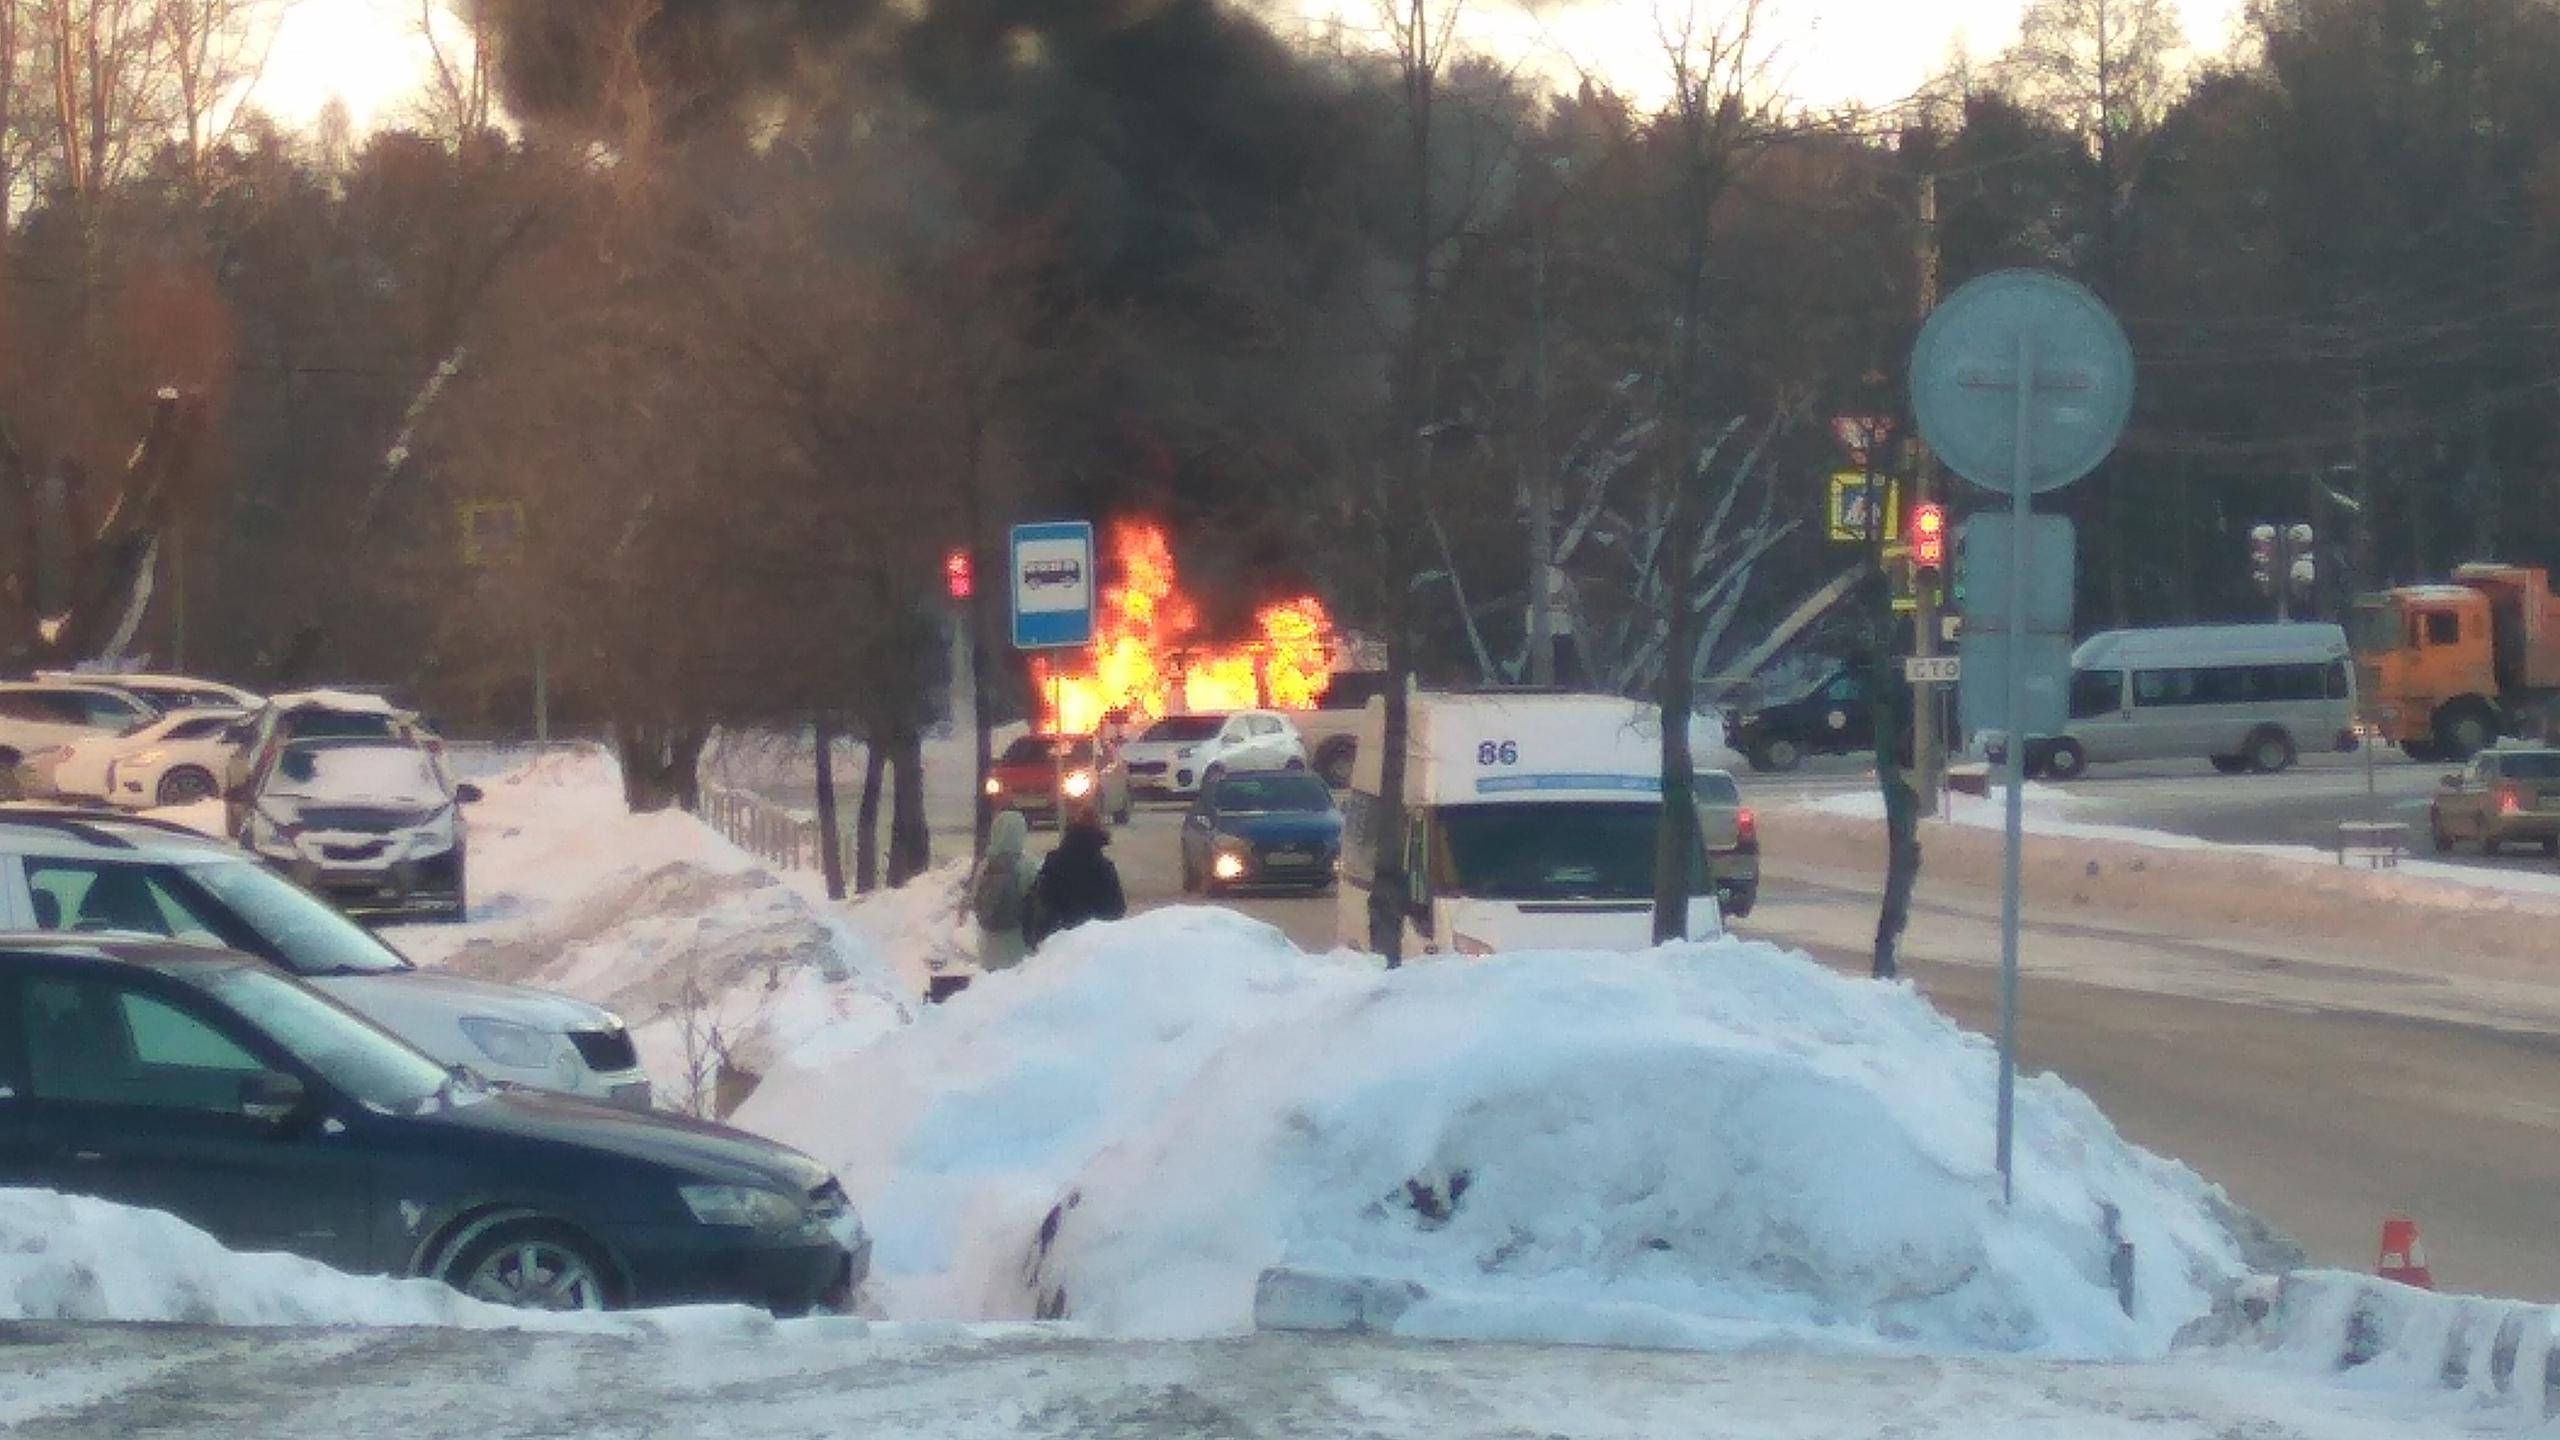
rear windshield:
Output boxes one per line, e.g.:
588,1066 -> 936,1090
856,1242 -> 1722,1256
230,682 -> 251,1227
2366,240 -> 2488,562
1693,772 -> 1740,805
1141,716 -> 1224,742
2500,752 -> 2560,780
283,711 -> 398,741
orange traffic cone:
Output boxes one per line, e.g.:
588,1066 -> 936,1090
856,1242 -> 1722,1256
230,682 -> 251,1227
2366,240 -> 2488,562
2377,1215 -> 2435,1290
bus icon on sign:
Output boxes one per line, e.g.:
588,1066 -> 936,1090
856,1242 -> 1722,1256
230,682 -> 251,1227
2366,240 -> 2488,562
1023,558 -> 1083,590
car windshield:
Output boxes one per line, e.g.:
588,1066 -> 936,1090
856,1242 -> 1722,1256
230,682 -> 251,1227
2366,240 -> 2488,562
265,744 -> 446,806
1001,736 -> 1094,764
1213,774 -> 1333,813
180,859 -> 413,977
1693,772 -> 1741,805
2348,600 -> 2401,656
1435,801 -> 1707,901
2499,753 -> 2560,781
1141,715 -> 1225,742
177,963 -> 450,1113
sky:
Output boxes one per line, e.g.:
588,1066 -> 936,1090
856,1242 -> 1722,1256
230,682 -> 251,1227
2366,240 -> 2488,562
258,0 -> 2250,134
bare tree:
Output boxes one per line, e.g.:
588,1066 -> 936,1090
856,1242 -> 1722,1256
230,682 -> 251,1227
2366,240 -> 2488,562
416,0 -> 497,141
155,0 -> 283,197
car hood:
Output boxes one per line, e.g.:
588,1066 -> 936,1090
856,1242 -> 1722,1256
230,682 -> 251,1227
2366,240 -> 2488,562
1118,738 -> 1205,763
1215,811 -> 1343,844
308,968 -> 617,1034
417,1087 -> 832,1193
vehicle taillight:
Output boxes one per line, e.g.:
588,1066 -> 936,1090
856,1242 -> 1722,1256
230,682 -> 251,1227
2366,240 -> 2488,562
2500,785 -> 2522,814
1736,807 -> 1757,844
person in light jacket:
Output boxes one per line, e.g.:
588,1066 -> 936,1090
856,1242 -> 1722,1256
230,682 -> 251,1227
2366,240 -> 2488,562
971,810 -> 1039,972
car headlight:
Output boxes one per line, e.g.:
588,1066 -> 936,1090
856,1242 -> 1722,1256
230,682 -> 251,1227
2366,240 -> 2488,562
679,1184 -> 805,1230
458,1015 -> 557,1070
1212,851 -> 1247,881
983,776 -> 1003,796
1062,769 -> 1094,798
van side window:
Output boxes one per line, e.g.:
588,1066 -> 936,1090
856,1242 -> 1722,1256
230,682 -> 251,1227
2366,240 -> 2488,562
2133,669 -> 2193,706
2069,670 -> 2123,719
2425,612 -> 2461,646
2325,661 -> 2351,700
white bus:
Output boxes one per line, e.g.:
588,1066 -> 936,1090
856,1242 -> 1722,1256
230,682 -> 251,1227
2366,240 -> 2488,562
1335,691 -> 1724,958
2052,623 -> 2358,777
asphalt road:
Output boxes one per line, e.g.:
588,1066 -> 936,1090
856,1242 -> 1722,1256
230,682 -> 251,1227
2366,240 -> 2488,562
1096,803 -> 2560,1300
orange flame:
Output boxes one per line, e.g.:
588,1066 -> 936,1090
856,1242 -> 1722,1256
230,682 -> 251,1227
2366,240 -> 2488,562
1031,520 -> 1335,735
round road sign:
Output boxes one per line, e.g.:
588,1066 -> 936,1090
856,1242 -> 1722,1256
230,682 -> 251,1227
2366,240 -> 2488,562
1909,269 -> 2134,496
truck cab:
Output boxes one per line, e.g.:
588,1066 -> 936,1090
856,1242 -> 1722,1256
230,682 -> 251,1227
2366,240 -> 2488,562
2352,564 -> 2560,760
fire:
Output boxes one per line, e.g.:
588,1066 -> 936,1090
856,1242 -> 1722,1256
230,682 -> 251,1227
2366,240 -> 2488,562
1032,520 -> 1336,735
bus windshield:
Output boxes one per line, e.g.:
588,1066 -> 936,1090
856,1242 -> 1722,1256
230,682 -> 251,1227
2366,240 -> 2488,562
1434,802 -> 1707,901
2348,599 -> 2402,656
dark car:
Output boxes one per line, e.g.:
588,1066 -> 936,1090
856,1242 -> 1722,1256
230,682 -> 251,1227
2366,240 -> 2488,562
1727,664 -> 1913,773
0,936 -> 866,1314
1180,771 -> 1343,894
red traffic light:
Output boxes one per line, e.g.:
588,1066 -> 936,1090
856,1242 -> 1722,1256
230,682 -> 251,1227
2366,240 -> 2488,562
1912,503 -> 1946,570
944,547 -> 973,599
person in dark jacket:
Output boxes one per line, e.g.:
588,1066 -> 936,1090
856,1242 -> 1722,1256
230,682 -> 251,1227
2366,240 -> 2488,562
1030,810 -> 1126,945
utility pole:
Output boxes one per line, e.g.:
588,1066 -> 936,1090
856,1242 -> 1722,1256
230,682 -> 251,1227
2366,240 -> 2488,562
1909,173 -> 1943,817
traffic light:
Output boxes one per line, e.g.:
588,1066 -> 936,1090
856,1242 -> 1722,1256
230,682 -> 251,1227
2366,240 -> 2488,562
2286,523 -> 2315,594
944,546 -> 974,600
2249,524 -> 2277,594
1911,502 -> 1947,572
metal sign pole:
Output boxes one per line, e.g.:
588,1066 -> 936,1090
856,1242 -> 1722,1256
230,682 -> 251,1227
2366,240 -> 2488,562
1995,332 -> 2033,1205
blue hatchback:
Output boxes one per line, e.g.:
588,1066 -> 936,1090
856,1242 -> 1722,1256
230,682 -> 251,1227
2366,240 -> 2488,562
1179,771 -> 1344,894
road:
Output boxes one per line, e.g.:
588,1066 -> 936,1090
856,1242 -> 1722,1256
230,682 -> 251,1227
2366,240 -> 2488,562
1095,802 -> 2560,1300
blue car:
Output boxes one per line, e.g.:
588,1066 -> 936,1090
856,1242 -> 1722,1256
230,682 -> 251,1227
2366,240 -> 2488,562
1179,771 -> 1343,894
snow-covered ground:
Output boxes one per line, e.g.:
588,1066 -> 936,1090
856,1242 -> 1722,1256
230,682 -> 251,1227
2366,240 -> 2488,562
5,748 -> 2542,1434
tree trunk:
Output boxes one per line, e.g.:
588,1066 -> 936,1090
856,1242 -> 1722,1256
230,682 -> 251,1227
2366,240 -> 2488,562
813,712 -> 846,901
886,728 -> 930,886
855,741 -> 885,894
1366,617 -> 1412,964
1869,612 -> 1919,979
616,722 -> 707,813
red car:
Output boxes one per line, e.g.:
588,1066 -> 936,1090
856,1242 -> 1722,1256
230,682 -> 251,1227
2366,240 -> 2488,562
983,734 -> 1132,826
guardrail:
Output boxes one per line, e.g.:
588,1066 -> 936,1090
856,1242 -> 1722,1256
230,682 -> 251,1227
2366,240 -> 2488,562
699,782 -> 852,873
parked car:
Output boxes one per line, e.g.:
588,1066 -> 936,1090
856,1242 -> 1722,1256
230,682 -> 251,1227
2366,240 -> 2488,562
0,806 -> 651,1108
19,706 -> 245,806
102,707 -> 251,809
1117,710 -> 1308,799
0,935 -> 863,1313
2428,746 -> 2560,855
983,733 -> 1132,826
1695,768 -> 1760,919
242,739 -> 474,921
0,682 -> 160,795
1179,770 -> 1343,894
37,670 -> 263,714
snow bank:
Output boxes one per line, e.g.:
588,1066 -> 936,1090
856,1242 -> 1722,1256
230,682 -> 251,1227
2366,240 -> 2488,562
388,746 -> 913,1110
740,909 -> 2262,1359
0,1189 -> 515,1329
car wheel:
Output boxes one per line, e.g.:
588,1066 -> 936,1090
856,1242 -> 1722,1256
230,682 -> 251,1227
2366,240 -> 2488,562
2437,702 -> 2498,761
2246,728 -> 2297,775
1724,890 -> 1756,921
2042,739 -> 2088,781
1748,736 -> 1802,774
446,1221 -> 616,1312
2209,755 -> 2250,776
155,766 -> 219,806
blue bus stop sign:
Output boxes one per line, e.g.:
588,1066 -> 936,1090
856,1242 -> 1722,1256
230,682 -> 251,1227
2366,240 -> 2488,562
1010,521 -> 1096,650
1911,269 -> 2133,495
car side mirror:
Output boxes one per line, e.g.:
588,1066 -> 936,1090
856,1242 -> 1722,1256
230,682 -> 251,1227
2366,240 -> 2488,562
455,782 -> 485,804
239,1069 -> 308,1125
2441,773 -> 2463,790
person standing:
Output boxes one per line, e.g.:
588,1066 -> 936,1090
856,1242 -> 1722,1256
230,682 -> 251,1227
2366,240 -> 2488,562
971,810 -> 1039,972
1030,808 -> 1126,947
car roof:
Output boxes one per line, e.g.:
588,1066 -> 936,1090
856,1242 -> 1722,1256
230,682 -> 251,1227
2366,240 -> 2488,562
0,806 -> 242,861
0,932 -> 253,972
265,688 -> 404,715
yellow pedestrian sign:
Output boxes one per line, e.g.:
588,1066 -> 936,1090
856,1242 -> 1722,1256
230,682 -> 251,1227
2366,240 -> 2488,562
1828,473 -> 1900,542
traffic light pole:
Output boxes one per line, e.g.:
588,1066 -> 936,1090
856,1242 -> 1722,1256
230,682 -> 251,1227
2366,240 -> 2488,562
1910,174 -> 1943,816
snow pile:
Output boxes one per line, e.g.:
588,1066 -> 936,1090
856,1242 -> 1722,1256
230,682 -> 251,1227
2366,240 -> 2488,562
741,909 -> 2262,1359
2187,1271 -> 2558,1424
390,746 -> 913,1107
0,1189 -> 513,1329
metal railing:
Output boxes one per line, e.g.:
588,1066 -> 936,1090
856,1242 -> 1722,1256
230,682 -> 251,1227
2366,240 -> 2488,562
699,783 -> 856,873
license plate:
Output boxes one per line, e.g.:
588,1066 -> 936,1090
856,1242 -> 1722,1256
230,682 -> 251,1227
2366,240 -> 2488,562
1265,850 -> 1313,866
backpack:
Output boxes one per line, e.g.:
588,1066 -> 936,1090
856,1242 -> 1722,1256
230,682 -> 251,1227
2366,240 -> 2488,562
973,854 -> 1026,932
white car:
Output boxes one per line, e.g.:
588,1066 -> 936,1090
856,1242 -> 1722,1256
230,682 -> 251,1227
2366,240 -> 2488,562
27,706 -> 245,805
37,670 -> 263,714
0,682 -> 160,795
103,707 -> 250,808
0,808 -> 651,1109
1117,709 -> 1309,798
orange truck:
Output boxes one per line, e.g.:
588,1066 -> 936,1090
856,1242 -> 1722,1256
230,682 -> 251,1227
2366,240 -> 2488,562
2350,563 -> 2560,760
